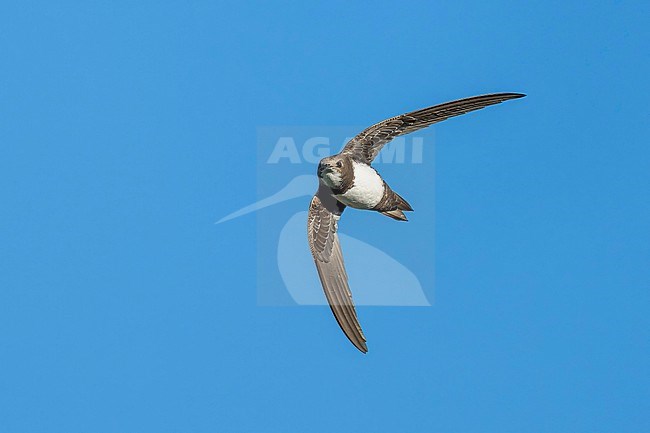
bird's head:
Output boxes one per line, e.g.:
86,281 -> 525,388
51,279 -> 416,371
317,155 -> 347,189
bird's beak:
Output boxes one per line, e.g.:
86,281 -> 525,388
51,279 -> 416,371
317,164 -> 332,177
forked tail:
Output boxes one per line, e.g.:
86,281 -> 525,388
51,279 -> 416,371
374,184 -> 413,221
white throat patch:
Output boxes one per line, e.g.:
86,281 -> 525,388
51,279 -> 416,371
321,170 -> 343,189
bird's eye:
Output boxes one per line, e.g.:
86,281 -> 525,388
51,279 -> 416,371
336,161 -> 342,168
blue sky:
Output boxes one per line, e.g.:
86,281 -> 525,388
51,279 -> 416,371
1,1 -> 649,432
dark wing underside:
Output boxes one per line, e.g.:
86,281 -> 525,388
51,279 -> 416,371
307,185 -> 367,353
342,92 -> 525,164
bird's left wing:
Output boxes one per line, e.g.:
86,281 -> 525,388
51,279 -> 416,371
342,92 -> 525,164
308,185 -> 368,353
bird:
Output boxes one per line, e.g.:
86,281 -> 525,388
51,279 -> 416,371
307,92 -> 526,353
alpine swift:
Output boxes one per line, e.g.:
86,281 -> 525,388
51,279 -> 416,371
308,92 -> 526,353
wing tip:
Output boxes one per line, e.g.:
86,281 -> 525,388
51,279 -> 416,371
354,340 -> 369,354
480,92 -> 526,100
503,92 -> 526,99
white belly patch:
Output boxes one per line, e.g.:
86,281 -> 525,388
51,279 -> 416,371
336,162 -> 385,209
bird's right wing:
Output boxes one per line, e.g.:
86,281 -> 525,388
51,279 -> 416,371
308,186 -> 368,353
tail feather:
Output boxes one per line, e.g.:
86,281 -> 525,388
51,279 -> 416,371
374,184 -> 413,221
380,209 -> 408,221
392,191 -> 413,211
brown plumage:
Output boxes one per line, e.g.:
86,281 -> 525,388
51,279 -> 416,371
308,92 -> 526,352
307,186 -> 367,353
373,183 -> 413,221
